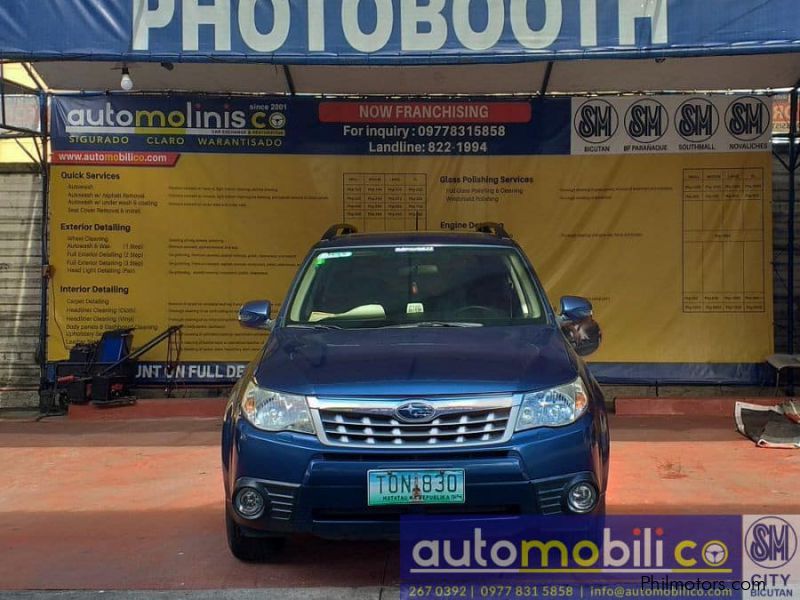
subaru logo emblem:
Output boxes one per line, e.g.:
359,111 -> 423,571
395,401 -> 436,423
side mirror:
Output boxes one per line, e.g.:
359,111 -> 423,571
559,296 -> 601,357
238,300 -> 273,331
560,295 -> 593,322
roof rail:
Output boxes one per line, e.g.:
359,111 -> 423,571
321,223 -> 359,241
475,222 -> 510,238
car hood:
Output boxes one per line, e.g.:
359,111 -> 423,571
254,325 -> 577,397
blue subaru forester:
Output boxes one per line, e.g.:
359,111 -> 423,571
222,223 -> 610,561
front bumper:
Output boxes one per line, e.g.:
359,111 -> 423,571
223,412 -> 606,540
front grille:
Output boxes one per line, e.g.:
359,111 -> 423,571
310,396 -> 517,449
320,450 -> 511,461
314,505 -> 520,521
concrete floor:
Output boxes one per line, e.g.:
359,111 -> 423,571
0,415 -> 798,591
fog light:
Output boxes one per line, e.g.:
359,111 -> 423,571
567,482 -> 598,513
234,487 -> 265,519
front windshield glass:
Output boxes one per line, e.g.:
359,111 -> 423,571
286,245 -> 546,329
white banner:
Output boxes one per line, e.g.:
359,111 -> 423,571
571,95 -> 772,155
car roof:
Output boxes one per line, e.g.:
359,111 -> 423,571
315,231 -> 518,249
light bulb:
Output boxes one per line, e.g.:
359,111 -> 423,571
120,68 -> 134,91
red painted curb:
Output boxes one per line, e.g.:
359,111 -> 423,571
68,397 -> 227,421
614,397 -> 783,417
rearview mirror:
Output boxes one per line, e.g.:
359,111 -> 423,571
238,300 -> 273,331
559,296 -> 601,357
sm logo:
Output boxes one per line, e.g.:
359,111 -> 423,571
745,516 -> 798,569
725,96 -> 770,141
675,98 -> 719,143
574,100 -> 619,144
625,99 -> 669,144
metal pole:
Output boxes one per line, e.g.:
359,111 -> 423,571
0,63 -> 6,126
282,65 -> 296,96
539,62 -> 554,96
37,91 -> 50,406
789,87 -> 798,358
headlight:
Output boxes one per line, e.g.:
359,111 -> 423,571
240,380 -> 315,434
516,377 -> 589,430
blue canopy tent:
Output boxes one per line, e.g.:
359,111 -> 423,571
0,0 -> 799,94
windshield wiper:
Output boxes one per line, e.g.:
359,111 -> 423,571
287,323 -> 343,330
381,321 -> 483,328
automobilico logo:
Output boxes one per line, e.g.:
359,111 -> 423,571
725,96 -> 771,141
745,516 -> 798,569
675,98 -> 719,143
625,98 -> 669,144
404,516 -> 741,578
574,99 -> 619,144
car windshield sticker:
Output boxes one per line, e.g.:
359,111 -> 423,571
315,251 -> 353,267
406,303 -> 424,314
395,246 -> 434,253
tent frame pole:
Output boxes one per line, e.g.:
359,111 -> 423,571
539,62 -> 554,96
38,91 -> 50,405
789,85 -> 799,359
282,65 -> 296,96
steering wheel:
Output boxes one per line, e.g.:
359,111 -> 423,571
453,305 -> 503,319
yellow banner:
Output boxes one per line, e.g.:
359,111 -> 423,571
48,151 -> 772,365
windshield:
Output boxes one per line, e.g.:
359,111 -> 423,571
286,245 -> 547,329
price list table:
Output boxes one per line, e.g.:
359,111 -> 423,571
682,168 -> 765,313
343,173 -> 427,232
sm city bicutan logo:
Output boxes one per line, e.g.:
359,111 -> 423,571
573,99 -> 619,145
746,517 -> 798,570
410,526 -> 732,574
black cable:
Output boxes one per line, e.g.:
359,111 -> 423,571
35,393 -> 66,420
164,327 -> 182,397
48,279 -> 68,353
164,333 -> 174,398
174,328 -> 187,398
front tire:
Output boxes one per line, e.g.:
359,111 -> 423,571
225,507 -> 286,562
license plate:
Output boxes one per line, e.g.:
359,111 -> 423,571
367,469 -> 465,506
